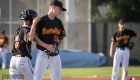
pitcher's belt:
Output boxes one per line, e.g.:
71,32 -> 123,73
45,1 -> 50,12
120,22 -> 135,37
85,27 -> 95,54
13,54 -> 25,57
116,47 -> 128,50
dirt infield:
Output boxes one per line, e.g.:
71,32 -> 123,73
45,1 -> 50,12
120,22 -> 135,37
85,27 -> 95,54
43,76 -> 140,80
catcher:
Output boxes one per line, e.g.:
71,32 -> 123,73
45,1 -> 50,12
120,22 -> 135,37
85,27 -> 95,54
109,19 -> 139,80
9,9 -> 40,80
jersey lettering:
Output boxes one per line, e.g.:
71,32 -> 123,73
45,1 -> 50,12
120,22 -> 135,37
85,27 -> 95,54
42,27 -> 61,35
116,35 -> 130,41
116,35 -> 130,44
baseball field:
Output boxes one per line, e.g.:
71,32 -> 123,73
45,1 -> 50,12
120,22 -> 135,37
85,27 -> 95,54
0,66 -> 140,80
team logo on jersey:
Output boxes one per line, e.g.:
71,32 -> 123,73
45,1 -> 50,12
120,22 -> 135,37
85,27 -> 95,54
128,76 -> 136,80
116,35 -> 130,41
42,27 -> 61,35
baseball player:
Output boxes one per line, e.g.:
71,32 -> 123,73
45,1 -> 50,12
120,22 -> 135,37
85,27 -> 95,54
9,9 -> 40,80
33,0 -> 66,80
109,19 -> 139,80
0,30 -> 8,69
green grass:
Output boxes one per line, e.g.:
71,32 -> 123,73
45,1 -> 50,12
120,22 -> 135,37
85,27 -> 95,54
0,66 -> 140,78
43,66 -> 140,77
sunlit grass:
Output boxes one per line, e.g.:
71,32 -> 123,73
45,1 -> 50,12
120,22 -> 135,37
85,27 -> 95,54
0,66 -> 139,78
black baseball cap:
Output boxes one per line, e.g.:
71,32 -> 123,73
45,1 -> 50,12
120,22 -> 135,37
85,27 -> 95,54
50,0 -> 66,11
118,19 -> 125,24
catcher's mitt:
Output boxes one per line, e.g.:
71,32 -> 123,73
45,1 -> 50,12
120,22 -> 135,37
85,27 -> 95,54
44,44 -> 59,56
128,42 -> 134,50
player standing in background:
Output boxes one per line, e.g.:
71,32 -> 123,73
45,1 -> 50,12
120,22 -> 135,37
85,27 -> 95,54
9,9 -> 40,80
109,19 -> 139,80
0,30 -> 8,69
33,0 -> 66,80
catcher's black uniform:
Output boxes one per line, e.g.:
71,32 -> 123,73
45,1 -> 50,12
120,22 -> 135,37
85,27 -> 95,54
12,26 -> 32,59
10,25 -> 34,80
9,9 -> 38,80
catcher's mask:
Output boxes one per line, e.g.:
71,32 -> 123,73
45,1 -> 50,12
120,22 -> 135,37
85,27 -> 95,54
20,9 -> 38,22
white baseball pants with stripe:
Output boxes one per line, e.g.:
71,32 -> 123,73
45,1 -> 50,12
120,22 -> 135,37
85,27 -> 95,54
9,55 -> 34,80
112,47 -> 130,80
33,49 -> 61,80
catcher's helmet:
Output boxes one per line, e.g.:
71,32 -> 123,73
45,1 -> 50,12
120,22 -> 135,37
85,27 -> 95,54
20,9 -> 38,22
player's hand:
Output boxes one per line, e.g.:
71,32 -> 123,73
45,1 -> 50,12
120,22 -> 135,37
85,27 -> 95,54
32,16 -> 41,26
45,44 -> 54,52
110,52 -> 114,57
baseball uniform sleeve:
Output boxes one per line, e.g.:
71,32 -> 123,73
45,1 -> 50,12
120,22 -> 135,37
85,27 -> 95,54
111,32 -> 117,42
129,30 -> 138,37
58,20 -> 66,40
35,17 -> 44,36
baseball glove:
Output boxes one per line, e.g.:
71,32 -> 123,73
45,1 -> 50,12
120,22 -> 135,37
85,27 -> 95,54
128,42 -> 134,50
45,44 -> 59,56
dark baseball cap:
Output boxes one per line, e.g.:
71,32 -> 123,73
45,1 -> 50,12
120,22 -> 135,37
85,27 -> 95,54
50,0 -> 66,11
118,19 -> 125,24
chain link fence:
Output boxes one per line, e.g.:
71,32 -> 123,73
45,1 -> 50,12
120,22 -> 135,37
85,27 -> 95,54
0,0 -> 91,52
0,0 -> 140,65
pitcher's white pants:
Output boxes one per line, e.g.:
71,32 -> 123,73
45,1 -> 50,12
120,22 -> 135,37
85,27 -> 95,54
9,55 -> 34,80
33,49 -> 61,80
112,47 -> 130,80
0,48 -> 8,69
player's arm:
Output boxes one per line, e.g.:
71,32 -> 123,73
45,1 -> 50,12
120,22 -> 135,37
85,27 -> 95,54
133,33 -> 139,43
34,35 -> 53,52
109,41 -> 115,57
58,39 -> 64,49
28,17 -> 40,41
130,30 -> 139,43
109,32 -> 116,57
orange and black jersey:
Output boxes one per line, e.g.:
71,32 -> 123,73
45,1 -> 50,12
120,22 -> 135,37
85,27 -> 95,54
0,36 -> 8,48
111,28 -> 138,48
35,15 -> 66,51
12,25 -> 32,59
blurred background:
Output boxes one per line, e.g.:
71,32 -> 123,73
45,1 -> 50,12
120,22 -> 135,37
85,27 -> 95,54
0,0 -> 140,66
